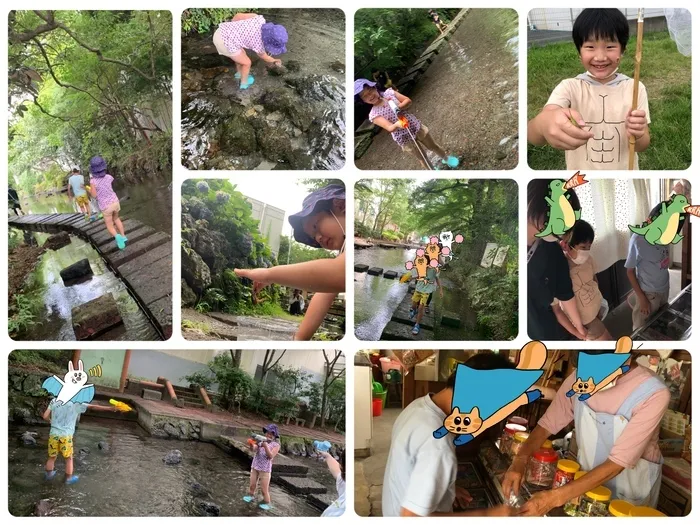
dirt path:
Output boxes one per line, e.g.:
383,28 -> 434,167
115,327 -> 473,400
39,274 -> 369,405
357,9 -> 519,170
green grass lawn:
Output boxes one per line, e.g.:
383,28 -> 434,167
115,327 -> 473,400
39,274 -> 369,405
528,31 -> 691,170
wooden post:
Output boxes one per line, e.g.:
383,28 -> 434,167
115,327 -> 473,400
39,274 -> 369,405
71,350 -> 81,369
628,9 -> 645,170
119,350 -> 132,393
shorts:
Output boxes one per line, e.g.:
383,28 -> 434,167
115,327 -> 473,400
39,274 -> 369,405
251,468 -> 271,481
103,201 -> 121,215
75,194 -> 89,206
629,289 -> 670,331
412,291 -> 431,306
213,28 -> 244,58
48,435 -> 74,459
401,125 -> 429,152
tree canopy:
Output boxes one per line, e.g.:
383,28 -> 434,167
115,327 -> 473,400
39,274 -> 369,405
8,10 -> 172,194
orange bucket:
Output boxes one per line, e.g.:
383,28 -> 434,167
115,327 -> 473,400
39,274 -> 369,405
372,398 -> 383,417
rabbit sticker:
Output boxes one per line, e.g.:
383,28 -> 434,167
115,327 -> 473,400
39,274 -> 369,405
42,360 -> 96,406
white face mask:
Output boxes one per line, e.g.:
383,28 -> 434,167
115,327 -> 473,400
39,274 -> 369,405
570,249 -> 591,265
330,210 -> 345,253
541,235 -> 559,243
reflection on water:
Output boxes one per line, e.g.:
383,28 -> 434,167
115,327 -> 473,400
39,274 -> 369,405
354,247 -> 478,340
19,178 -> 172,234
9,419 -> 321,517
16,235 -> 159,341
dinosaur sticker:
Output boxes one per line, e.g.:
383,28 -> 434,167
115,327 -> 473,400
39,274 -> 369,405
535,175 -> 585,238
566,336 -> 632,401
628,194 -> 693,246
433,341 -> 547,446
42,360 -> 96,405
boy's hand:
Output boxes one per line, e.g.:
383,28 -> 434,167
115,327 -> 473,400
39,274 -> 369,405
625,109 -> 648,139
541,108 -> 593,150
638,293 -> 651,316
454,486 -> 473,508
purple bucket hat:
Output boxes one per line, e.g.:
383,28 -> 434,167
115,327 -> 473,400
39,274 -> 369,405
89,156 -> 108,177
288,184 -> 345,248
354,78 -> 376,96
263,424 -> 279,438
261,23 -> 288,56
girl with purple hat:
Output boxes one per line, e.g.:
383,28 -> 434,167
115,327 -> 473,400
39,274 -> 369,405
354,78 -> 459,170
213,13 -> 288,90
234,184 -> 345,340
87,156 -> 127,250
244,424 -> 280,510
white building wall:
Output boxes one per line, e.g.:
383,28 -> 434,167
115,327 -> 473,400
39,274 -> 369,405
246,197 -> 285,256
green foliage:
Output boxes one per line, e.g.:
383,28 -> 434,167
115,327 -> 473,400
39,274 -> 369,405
354,9 -> 460,78
181,8 -> 255,34
206,353 -> 254,411
467,267 -> 518,340
9,11 -> 172,191
182,370 -> 215,390
354,220 -> 372,238
9,350 -> 72,373
8,294 -> 43,338
181,319 -> 211,333
326,378 -> 346,430
278,235 -> 334,265
381,230 -> 401,241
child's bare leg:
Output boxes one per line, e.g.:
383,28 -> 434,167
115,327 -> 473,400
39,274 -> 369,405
408,143 -> 432,170
248,469 -> 259,497
420,131 -> 448,159
45,456 -> 56,472
113,212 -> 125,236
103,210 -> 117,237
416,303 -> 426,324
231,51 -> 252,84
65,457 -> 74,477
260,473 -> 272,504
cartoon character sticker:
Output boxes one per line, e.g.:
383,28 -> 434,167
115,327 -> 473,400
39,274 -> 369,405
439,231 -> 464,262
535,174 -> 587,238
627,193 -> 700,246
405,250 -> 429,283
433,341 -> 547,446
424,236 -> 441,267
566,336 -> 632,401
42,360 -> 96,405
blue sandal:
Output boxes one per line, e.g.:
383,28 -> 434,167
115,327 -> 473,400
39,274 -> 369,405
65,474 -> 79,485
259,503 -> 272,511
240,75 -> 255,90
45,470 -> 57,481
235,72 -> 241,79
442,156 -> 459,168
412,323 -> 420,335
243,495 -> 254,503
115,234 -> 126,250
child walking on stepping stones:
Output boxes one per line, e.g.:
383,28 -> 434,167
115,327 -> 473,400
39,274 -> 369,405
88,156 -> 127,251
213,13 -> 288,90
244,424 -> 280,510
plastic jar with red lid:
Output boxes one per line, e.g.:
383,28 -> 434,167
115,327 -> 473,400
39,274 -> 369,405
500,423 -> 526,456
526,448 -> 559,487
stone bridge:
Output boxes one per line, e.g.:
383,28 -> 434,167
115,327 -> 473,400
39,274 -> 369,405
9,213 -> 172,339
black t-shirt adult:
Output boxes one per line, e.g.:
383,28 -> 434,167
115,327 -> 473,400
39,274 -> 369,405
527,239 -> 575,340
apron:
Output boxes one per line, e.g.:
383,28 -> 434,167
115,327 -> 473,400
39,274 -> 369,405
573,376 -> 666,507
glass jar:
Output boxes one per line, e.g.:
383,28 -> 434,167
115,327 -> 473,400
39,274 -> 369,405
552,459 -> 580,488
578,485 -> 612,517
500,424 -> 526,455
608,500 -> 633,517
510,431 -> 529,458
563,471 -> 587,516
508,416 -> 529,428
526,448 -> 558,487
628,506 -> 666,517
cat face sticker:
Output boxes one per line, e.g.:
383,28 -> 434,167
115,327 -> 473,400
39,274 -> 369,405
424,236 -> 441,267
565,336 -> 633,401
405,250 -> 429,281
433,341 -> 547,446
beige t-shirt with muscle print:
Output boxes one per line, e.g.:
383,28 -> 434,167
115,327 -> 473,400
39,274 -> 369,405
546,75 -> 651,170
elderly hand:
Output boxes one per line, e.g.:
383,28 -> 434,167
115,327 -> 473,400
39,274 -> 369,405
518,490 -> 562,517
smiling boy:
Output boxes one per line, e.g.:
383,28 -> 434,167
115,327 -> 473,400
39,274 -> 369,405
528,9 -> 651,170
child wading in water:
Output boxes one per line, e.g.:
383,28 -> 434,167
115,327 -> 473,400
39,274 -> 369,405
527,8 -> 650,170
235,184 -> 346,340
213,13 -> 288,90
355,79 -> 459,170
42,399 -> 88,484
88,156 -> 127,250
244,424 -> 280,510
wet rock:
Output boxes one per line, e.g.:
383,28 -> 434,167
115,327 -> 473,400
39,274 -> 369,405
98,441 -> 109,451
258,88 -> 314,132
43,232 -> 71,251
218,114 -> 258,156
285,60 -> 301,73
164,422 -> 180,437
329,60 -> 345,73
265,111 -> 284,122
72,294 -> 123,340
182,279 -> 197,307
182,243 -> 212,295
193,229 -> 231,274
164,449 -> 183,465
188,480 -> 211,498
267,64 -> 288,76
60,258 -> 93,285
201,66 -> 231,80
198,501 -> 220,516
78,447 -> 90,456
20,431 -> 37,445
35,499 -> 53,517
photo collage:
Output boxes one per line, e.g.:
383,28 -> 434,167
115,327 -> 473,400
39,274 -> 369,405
2,4 -> 695,520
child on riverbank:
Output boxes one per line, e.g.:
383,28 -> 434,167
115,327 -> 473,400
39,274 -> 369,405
552,220 -> 612,340
66,169 -> 91,220
527,8 -> 650,170
244,424 -> 281,510
213,13 -> 288,90
88,156 -> 127,250
234,184 -> 345,340
408,264 -> 443,336
625,201 -> 674,331
320,449 -> 346,517
354,79 -> 459,170
429,10 -> 449,34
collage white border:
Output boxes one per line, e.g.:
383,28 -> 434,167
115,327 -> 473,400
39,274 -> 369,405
1,0 -> 698,521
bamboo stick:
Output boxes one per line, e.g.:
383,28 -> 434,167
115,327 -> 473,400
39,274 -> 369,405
629,8 -> 645,170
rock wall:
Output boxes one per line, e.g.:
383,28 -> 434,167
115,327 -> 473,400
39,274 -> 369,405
8,367 -> 51,425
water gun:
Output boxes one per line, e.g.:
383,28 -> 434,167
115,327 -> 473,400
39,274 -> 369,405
109,399 -> 133,412
397,115 -> 409,129
399,272 -> 412,283
251,434 -> 270,443
314,440 -> 332,453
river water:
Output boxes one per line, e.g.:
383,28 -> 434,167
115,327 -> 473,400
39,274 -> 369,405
10,179 -> 171,341
9,419 -> 324,517
354,247 -> 478,340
